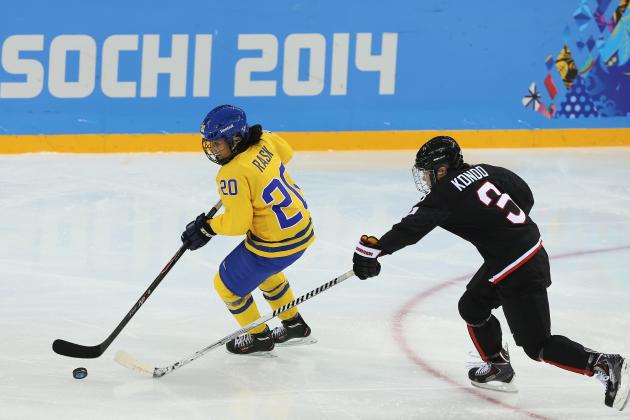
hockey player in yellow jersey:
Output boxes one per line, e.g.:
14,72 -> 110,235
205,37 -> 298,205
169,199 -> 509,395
181,104 -> 315,355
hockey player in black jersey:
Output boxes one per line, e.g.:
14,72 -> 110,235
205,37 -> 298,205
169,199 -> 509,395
352,136 -> 629,410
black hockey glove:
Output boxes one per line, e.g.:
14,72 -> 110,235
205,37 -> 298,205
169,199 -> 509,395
353,235 -> 382,280
181,213 -> 216,251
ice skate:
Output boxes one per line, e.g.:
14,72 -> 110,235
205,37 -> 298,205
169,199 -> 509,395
593,354 -> 630,410
467,347 -> 517,393
226,326 -> 275,357
271,313 -> 317,347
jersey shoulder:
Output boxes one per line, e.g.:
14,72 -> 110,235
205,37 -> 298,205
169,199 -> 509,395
260,130 -> 286,145
477,163 -> 511,177
260,131 -> 293,163
479,164 -> 530,187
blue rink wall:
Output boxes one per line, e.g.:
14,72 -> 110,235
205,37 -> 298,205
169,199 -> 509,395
0,0 -> 628,151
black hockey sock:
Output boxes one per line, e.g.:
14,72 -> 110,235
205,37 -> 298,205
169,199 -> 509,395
540,335 -> 595,375
466,315 -> 503,361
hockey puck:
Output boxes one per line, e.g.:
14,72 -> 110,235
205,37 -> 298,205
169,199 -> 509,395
72,367 -> 88,379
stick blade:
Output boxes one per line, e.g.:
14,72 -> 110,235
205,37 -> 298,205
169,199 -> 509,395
52,339 -> 104,359
114,350 -> 154,376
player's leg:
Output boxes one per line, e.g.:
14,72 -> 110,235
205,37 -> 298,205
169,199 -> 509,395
503,290 -> 630,410
213,272 -> 274,355
498,251 -> 593,374
500,250 -> 629,410
501,287 -> 628,408
459,264 -> 504,360
214,243 -> 277,355
256,248 -> 313,345
213,272 -> 266,334
259,272 -> 297,321
259,272 -> 313,345
459,264 -> 516,391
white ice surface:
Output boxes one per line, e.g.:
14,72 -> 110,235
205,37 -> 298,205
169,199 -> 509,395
1,149 -> 630,420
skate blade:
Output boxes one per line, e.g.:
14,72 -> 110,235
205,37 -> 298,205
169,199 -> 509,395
275,336 -> 318,347
471,379 -> 518,394
225,348 -> 277,358
614,359 -> 630,411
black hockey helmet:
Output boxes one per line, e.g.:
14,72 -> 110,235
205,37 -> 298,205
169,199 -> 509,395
415,136 -> 464,172
412,136 -> 464,196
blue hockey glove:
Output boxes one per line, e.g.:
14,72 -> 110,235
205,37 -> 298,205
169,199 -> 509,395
181,213 -> 216,251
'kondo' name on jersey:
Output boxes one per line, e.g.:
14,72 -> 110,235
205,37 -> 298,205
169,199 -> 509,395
450,166 -> 489,191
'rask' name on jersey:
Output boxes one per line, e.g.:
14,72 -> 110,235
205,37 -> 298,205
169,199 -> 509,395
251,145 -> 274,172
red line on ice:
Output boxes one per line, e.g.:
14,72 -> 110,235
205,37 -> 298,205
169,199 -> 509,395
391,244 -> 630,420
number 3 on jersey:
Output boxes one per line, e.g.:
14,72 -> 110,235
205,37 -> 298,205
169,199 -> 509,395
476,181 -> 526,224
262,164 -> 308,229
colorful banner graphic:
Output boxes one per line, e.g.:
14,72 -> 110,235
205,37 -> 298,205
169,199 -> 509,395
1,0 -> 628,137
523,0 -> 629,120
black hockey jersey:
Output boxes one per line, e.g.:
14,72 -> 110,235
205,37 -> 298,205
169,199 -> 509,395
379,164 -> 542,284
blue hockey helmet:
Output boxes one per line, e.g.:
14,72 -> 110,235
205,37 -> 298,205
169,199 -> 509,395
200,105 -> 249,165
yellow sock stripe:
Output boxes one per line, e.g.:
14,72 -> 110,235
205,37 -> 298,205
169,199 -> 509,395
1,128 -> 629,153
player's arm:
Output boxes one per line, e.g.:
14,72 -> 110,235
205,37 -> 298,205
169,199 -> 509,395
267,131 -> 294,165
209,172 -> 253,236
180,172 -> 253,250
353,201 -> 450,279
379,205 -> 450,253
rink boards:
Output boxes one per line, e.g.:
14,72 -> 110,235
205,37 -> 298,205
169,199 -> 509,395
1,1 -> 628,151
1,128 -> 629,153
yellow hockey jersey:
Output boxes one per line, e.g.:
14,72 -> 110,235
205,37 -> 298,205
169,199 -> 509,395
209,131 -> 314,258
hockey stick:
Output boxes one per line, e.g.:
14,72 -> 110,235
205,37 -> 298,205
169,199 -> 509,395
52,200 -> 223,359
115,269 -> 355,377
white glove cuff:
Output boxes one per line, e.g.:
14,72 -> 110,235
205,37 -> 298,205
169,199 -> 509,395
355,243 -> 381,258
